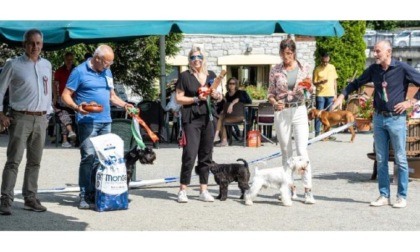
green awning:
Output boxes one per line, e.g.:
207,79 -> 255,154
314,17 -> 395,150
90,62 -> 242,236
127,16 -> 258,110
0,20 -> 344,50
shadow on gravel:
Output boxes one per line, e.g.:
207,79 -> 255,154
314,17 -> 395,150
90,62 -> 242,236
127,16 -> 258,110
314,171 -> 375,183
0,194 -> 88,231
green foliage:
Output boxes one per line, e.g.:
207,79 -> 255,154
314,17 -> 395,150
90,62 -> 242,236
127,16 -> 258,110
110,33 -> 183,101
244,85 -> 267,101
357,96 -> 373,120
315,21 -> 367,94
395,21 -> 420,28
0,43 -> 21,63
366,21 -> 398,31
44,44 -> 97,69
2,33 -> 183,102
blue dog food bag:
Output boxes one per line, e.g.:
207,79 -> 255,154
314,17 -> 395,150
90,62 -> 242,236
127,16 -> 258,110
90,133 -> 128,212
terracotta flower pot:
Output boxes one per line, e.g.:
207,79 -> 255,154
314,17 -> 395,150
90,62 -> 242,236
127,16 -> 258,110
355,118 -> 371,132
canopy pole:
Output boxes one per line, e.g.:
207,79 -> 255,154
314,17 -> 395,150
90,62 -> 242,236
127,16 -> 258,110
159,35 -> 169,142
159,35 -> 166,109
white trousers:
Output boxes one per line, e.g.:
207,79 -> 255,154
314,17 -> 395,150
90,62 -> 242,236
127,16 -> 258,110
273,105 -> 312,189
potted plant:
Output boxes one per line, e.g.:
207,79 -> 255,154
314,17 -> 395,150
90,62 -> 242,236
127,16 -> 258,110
355,96 -> 373,131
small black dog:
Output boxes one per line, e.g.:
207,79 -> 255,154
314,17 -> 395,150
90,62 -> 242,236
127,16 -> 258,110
124,146 -> 156,186
209,158 -> 250,201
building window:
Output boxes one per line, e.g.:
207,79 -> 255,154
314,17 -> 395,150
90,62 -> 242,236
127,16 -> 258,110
166,66 -> 180,83
228,65 -> 270,88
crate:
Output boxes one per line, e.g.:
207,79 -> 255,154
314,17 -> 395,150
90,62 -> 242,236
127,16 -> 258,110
389,119 -> 420,157
408,158 -> 420,179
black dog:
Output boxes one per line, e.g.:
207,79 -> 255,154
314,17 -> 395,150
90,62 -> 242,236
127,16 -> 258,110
209,158 -> 250,201
124,146 -> 156,186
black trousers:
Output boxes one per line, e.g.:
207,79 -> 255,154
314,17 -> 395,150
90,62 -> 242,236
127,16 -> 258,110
180,115 -> 215,185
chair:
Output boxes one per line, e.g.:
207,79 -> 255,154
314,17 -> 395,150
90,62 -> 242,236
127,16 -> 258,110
137,100 -> 166,148
165,111 -> 181,143
111,118 -> 137,181
256,102 -> 276,144
52,110 -> 78,147
223,102 -> 247,147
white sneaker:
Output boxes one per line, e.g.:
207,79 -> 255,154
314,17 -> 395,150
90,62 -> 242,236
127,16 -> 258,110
392,197 -> 407,208
68,131 -> 77,140
370,196 -> 390,207
61,141 -> 72,148
304,192 -> 316,204
199,190 -> 214,202
177,190 -> 188,203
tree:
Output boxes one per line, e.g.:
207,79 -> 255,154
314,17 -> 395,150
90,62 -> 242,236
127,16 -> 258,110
2,33 -> 183,101
366,21 -> 398,31
44,34 -> 183,101
44,44 -> 97,68
111,33 -> 183,100
315,21 -> 367,94
0,43 -> 22,64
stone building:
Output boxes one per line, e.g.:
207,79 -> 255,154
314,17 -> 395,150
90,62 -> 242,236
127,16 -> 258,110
166,34 -> 316,89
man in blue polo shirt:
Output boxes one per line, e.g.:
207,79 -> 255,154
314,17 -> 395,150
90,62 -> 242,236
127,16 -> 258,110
332,40 -> 420,209
61,44 -> 134,209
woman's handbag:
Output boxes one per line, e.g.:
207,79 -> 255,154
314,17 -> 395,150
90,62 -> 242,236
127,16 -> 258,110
178,129 -> 187,148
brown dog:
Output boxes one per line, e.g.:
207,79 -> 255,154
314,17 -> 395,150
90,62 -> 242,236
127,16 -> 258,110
308,108 -> 356,143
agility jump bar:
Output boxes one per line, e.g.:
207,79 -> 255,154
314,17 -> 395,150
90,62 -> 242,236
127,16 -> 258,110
248,121 -> 355,164
14,177 -> 180,195
14,122 -> 354,195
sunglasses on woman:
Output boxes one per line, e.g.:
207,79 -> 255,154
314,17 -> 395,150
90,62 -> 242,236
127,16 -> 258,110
190,55 -> 203,61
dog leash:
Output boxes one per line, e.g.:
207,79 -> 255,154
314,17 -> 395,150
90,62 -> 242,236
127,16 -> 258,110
127,107 -> 159,148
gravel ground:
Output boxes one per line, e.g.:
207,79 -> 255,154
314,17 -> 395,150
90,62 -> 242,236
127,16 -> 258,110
0,131 -> 418,251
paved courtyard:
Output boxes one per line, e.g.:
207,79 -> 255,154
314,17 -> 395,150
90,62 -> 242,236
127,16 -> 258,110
0,131 -> 419,250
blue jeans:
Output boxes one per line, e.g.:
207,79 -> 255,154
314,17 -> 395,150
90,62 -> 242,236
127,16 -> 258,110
315,96 -> 334,136
373,112 -> 408,199
77,122 -> 111,196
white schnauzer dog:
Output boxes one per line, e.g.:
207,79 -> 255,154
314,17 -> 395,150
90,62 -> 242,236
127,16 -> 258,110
244,156 -> 310,206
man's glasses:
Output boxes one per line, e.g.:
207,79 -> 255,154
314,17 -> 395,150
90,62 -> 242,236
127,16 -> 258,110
101,57 -> 114,67
190,55 -> 203,61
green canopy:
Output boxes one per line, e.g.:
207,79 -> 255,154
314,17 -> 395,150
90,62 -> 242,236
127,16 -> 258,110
0,20 -> 345,113
0,20 -> 344,50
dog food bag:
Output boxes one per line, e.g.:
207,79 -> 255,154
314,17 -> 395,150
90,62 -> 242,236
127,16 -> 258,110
90,133 -> 129,212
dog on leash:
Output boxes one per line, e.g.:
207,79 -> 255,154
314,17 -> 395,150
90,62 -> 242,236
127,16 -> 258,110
308,108 -> 356,143
209,158 -> 250,201
124,146 -> 156,187
244,156 -> 310,206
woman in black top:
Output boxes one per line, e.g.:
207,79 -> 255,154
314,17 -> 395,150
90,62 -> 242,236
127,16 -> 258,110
214,77 -> 247,147
175,44 -> 222,203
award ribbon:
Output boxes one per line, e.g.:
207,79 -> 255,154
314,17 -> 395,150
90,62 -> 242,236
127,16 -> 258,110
43,76 -> 48,95
382,81 -> 388,102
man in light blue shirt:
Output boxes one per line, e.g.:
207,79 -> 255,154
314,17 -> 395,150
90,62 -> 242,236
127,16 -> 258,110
62,44 -> 133,209
0,29 -> 52,215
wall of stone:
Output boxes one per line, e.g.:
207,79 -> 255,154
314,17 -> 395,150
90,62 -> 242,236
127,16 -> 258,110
175,34 -> 317,71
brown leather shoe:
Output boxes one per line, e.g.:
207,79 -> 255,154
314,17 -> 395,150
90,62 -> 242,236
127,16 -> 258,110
24,198 -> 47,212
0,198 -> 12,215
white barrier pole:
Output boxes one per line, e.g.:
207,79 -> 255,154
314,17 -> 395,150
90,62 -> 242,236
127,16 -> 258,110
14,122 -> 354,195
14,177 -> 180,195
